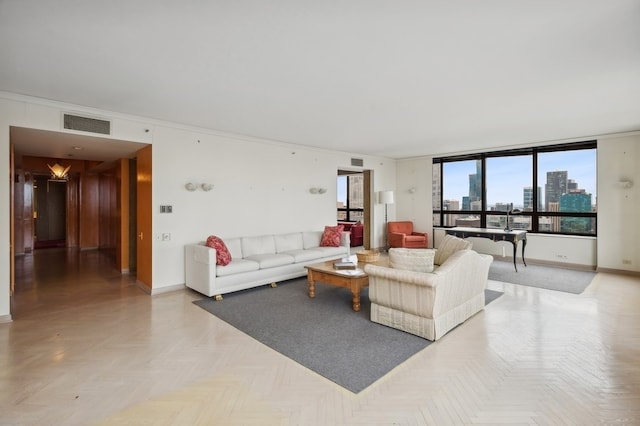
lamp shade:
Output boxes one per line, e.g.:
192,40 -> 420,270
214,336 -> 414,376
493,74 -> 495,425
378,190 -> 394,204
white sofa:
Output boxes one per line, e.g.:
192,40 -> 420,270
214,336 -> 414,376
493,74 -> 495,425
185,231 -> 350,299
364,246 -> 493,341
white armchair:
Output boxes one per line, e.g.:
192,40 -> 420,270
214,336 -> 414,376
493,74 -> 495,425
364,247 -> 493,341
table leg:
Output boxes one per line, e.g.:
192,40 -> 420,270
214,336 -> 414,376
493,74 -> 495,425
307,273 -> 316,298
351,289 -> 361,312
522,238 -> 527,267
511,241 -> 518,272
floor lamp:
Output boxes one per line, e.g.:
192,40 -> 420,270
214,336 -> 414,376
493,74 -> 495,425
378,190 -> 395,251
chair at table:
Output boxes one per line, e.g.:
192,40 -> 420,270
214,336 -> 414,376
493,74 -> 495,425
387,221 -> 428,248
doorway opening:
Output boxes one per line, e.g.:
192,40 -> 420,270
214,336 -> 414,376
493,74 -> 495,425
337,169 -> 372,249
33,176 -> 67,249
10,126 -> 152,318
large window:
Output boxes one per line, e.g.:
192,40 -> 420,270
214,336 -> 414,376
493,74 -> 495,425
337,173 -> 364,222
433,141 -> 597,236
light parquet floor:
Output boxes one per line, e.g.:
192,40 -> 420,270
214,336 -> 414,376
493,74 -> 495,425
1,249 -> 639,425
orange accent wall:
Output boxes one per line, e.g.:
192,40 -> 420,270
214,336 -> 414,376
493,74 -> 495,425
116,159 -> 130,273
66,176 -> 79,248
99,173 -> 117,249
136,145 -> 153,288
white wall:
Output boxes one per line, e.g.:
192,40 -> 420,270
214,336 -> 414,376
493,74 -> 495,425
597,134 -> 640,272
396,135 -> 640,272
0,93 -> 396,319
394,158 -> 433,246
151,125 -> 395,291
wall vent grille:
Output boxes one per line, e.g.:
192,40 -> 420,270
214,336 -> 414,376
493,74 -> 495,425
63,114 -> 111,135
351,158 -> 364,167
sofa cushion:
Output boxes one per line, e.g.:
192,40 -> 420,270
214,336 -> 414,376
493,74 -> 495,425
434,234 -> 473,265
216,259 -> 260,277
275,232 -> 304,253
244,253 -> 294,269
205,235 -> 232,266
313,246 -> 348,257
389,248 -> 435,273
242,235 -> 276,258
224,237 -> 243,259
280,249 -> 324,262
320,225 -> 344,247
302,231 -> 322,249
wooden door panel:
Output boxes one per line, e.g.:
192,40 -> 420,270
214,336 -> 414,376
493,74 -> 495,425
136,145 -> 152,289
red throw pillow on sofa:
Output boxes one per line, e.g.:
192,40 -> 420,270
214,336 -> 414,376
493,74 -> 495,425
320,225 -> 344,247
205,235 -> 232,266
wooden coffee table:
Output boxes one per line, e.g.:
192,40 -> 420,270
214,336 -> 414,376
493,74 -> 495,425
305,256 -> 387,312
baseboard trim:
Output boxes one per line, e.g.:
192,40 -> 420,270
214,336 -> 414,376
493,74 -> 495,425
135,281 -> 152,294
596,267 -> 640,277
134,282 -> 188,296
151,284 -> 187,296
491,256 -> 596,271
0,314 -> 13,323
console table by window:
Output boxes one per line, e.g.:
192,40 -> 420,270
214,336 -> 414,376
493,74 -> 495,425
445,227 -> 527,272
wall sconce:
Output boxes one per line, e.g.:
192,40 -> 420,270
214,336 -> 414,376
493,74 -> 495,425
185,182 -> 214,191
309,187 -> 327,194
48,162 -> 71,181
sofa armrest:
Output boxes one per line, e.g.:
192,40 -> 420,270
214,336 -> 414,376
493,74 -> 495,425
388,232 -> 406,247
429,250 -> 492,316
185,244 -> 217,297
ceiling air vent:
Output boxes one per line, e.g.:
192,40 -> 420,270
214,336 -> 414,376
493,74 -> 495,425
351,158 -> 364,167
63,114 -> 111,135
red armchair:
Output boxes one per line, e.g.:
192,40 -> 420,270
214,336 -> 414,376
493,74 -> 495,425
387,221 -> 428,248
338,221 -> 364,247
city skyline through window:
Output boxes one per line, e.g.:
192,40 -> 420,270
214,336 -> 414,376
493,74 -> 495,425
443,150 -> 595,210
434,142 -> 597,235
337,173 -> 364,222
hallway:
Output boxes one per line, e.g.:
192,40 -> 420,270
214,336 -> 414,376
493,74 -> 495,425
11,249 -> 138,320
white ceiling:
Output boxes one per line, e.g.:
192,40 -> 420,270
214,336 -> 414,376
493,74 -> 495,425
1,1 -> 639,160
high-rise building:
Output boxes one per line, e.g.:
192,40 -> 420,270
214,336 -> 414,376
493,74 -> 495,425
348,174 -> 364,209
462,160 -> 482,210
494,202 -> 513,212
462,196 -> 470,211
560,192 -> 593,233
523,186 -> 542,211
568,179 -> 578,191
443,199 -> 460,211
432,164 -> 441,210
545,171 -> 568,211
548,201 -> 560,232
443,199 -> 460,226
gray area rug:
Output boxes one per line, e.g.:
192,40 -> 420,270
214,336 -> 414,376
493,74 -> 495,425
194,278 -> 503,393
489,260 -> 596,294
